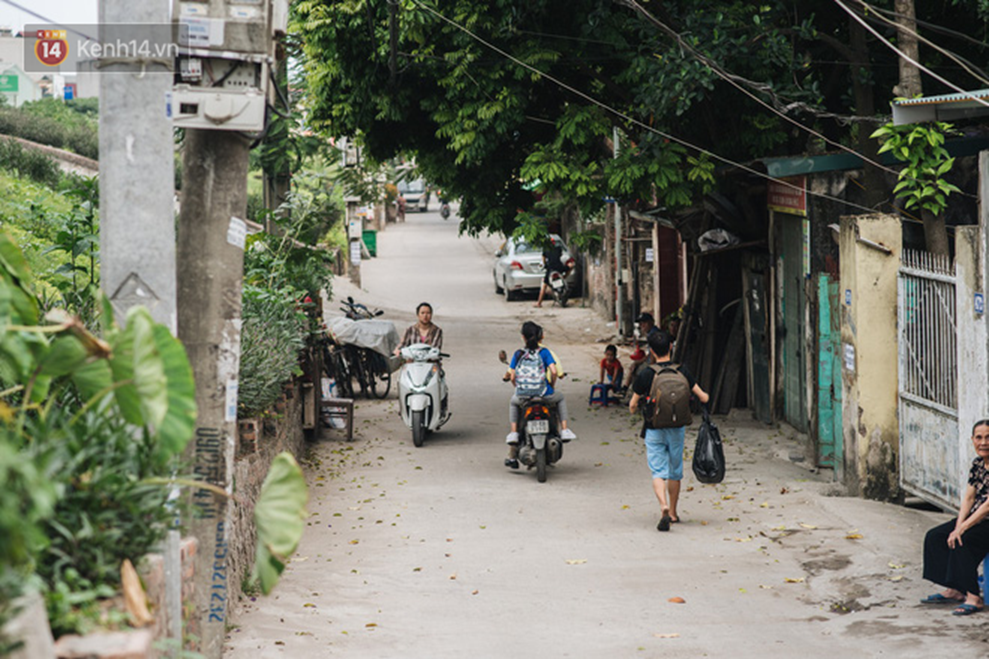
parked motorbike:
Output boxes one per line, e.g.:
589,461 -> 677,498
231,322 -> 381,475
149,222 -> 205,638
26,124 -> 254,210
398,343 -> 451,447
440,202 -> 451,220
548,270 -> 570,308
499,350 -> 564,482
340,296 -> 384,320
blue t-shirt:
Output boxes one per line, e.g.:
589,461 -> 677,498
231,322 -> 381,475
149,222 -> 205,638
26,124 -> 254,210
510,347 -> 556,396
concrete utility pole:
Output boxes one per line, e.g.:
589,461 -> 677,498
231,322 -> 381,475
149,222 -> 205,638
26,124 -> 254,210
171,0 -> 283,653
98,0 -> 176,330
613,126 -> 623,338
177,129 -> 251,658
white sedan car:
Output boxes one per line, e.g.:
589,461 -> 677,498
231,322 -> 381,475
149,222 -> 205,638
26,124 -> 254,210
492,234 -> 577,301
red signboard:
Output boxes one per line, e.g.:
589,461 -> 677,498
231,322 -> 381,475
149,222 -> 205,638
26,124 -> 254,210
767,176 -> 807,216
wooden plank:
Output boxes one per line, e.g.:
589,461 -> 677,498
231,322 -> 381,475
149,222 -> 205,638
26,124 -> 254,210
714,305 -> 745,414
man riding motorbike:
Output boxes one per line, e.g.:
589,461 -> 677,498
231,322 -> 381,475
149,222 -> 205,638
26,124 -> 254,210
534,237 -> 570,308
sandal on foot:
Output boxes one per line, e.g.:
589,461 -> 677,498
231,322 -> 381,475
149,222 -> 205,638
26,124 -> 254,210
952,603 -> 983,616
657,514 -> 671,532
921,593 -> 961,604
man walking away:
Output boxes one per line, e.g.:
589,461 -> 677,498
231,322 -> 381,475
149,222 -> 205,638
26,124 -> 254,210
629,330 -> 709,532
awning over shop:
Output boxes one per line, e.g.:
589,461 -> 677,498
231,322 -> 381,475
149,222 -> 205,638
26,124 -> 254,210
892,89 -> 989,125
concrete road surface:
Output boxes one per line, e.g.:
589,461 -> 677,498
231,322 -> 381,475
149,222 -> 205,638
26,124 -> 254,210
224,208 -> 987,658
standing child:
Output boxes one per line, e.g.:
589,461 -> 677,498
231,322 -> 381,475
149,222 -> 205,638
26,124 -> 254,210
599,344 -> 624,397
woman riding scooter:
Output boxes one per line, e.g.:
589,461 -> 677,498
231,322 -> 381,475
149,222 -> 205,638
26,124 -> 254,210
396,302 -> 449,447
504,321 -> 576,468
395,302 -> 443,353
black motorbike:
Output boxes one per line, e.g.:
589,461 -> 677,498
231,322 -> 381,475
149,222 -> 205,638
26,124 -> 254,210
340,296 -> 384,320
499,351 -> 564,482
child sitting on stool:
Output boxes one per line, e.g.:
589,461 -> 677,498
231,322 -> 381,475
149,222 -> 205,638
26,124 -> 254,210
599,344 -> 625,398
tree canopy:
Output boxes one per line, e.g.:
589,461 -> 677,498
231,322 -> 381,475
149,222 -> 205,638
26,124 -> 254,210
294,0 -> 989,236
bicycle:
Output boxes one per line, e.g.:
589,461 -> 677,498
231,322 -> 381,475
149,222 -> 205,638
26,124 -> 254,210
358,348 -> 392,399
318,335 -> 354,398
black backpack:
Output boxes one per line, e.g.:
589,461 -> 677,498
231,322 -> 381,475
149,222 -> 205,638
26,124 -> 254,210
646,364 -> 692,428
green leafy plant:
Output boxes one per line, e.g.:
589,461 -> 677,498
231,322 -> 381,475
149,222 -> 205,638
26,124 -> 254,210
0,139 -> 62,188
238,285 -> 307,417
0,229 -> 197,635
872,121 -> 960,215
251,452 -> 308,595
871,121 -> 960,255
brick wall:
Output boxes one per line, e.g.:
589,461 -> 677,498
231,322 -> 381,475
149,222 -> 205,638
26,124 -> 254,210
226,380 -> 308,616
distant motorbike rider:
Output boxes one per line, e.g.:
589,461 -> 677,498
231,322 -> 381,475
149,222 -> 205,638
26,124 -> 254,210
534,237 -> 568,308
504,321 -> 577,468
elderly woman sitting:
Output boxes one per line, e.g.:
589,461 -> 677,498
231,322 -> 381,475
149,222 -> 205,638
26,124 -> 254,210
921,419 -> 989,615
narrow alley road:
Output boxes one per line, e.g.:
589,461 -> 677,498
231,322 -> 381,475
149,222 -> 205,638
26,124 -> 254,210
224,209 -> 987,658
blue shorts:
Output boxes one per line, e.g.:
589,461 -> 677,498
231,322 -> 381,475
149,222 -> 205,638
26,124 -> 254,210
644,427 -> 686,480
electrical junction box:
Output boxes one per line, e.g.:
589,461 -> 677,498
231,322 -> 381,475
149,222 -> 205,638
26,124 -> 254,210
171,0 -> 288,131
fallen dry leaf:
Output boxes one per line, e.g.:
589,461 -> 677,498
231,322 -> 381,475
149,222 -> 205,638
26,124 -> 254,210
780,487 -> 790,495
888,562 -> 905,569
784,577 -> 805,583
888,575 -> 904,582
653,633 -> 680,639
449,574 -> 457,580
845,533 -> 863,540
668,596 -> 685,603
365,623 -> 377,628
798,523 -> 817,530
121,558 -> 154,627
565,559 -> 588,565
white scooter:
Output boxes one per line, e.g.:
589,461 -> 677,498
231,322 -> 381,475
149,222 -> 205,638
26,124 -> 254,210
398,343 -> 451,447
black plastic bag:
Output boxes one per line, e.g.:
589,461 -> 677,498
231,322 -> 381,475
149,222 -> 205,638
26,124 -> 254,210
692,407 -> 725,484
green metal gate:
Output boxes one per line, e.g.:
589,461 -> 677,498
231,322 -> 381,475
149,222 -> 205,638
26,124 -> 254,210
780,216 -> 808,432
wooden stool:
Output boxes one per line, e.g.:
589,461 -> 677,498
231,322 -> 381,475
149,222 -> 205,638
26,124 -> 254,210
321,397 -> 355,440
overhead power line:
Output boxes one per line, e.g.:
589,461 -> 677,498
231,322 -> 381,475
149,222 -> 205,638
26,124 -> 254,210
408,0 -> 885,216
0,0 -> 98,42
847,0 -> 989,89
833,0 -> 989,113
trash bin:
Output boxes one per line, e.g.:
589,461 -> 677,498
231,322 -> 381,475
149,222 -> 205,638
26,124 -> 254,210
362,229 -> 377,257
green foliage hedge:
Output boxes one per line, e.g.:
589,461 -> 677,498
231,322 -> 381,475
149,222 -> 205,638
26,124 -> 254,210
0,138 -> 62,188
0,102 -> 98,160
238,285 -> 308,417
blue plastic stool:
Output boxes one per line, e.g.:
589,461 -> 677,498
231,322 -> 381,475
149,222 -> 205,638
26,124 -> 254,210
589,383 -> 610,407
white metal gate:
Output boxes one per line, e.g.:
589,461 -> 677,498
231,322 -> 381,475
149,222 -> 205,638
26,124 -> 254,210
897,249 -> 958,510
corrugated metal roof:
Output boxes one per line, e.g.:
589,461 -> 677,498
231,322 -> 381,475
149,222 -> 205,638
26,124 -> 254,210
892,89 -> 989,124
894,89 -> 989,107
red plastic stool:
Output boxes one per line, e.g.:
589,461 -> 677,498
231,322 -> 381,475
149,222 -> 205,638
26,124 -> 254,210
589,383 -> 610,407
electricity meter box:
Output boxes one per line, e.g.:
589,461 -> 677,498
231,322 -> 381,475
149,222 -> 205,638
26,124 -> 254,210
171,0 -> 288,131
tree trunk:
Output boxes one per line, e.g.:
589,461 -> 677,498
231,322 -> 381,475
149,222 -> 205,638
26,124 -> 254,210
893,0 -> 923,98
921,208 -> 950,256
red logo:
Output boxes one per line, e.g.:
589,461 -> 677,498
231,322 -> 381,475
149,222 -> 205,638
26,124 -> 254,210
34,30 -> 69,67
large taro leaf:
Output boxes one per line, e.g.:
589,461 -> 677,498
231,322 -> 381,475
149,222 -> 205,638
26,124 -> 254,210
0,232 -> 38,327
150,323 -> 196,461
38,335 -> 90,378
109,307 -> 168,428
71,358 -> 113,405
253,452 -> 308,595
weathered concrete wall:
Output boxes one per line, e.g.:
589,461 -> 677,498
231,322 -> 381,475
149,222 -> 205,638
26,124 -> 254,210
839,213 -> 902,501
956,224 -> 989,500
586,209 -> 615,321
